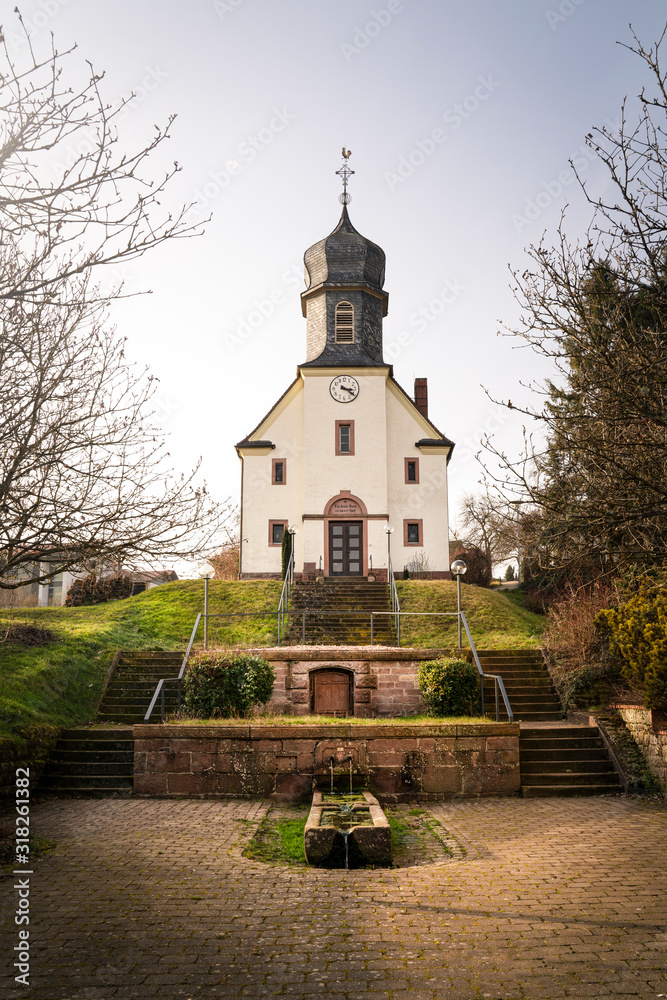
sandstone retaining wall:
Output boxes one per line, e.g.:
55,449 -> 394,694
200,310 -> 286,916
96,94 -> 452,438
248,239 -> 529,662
616,705 -> 667,793
133,722 -> 521,803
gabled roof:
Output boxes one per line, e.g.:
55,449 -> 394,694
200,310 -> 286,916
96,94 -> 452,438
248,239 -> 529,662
234,369 -> 455,462
235,375 -> 301,451
388,375 -> 455,460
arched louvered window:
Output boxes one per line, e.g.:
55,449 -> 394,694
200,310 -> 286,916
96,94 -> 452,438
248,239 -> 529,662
335,301 -> 354,343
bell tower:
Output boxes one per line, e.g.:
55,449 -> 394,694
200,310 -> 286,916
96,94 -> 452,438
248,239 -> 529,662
300,151 -> 389,368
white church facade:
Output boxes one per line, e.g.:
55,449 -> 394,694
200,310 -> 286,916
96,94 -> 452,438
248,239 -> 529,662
236,185 -> 454,582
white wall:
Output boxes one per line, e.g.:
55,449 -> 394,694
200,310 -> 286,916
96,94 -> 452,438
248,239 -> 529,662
239,368 -> 451,576
385,383 -> 450,574
239,381 -> 304,576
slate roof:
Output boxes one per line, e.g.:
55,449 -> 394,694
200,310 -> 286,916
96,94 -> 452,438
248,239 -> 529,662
303,206 -> 386,290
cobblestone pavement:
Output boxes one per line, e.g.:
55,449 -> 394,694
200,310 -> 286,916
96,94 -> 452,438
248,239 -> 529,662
1,795 -> 666,999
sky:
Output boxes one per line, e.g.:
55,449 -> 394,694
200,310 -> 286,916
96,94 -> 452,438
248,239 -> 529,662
5,0 -> 666,574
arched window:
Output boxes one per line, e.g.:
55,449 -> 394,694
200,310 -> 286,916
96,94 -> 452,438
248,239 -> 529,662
335,301 -> 354,343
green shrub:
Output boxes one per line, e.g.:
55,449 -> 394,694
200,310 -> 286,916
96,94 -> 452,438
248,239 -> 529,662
183,653 -> 275,717
451,546 -> 492,587
596,580 -> 667,708
418,657 -> 481,716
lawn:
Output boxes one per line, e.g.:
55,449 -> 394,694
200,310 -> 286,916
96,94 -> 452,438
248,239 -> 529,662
0,580 -> 279,740
397,579 -> 545,649
0,578 -> 543,741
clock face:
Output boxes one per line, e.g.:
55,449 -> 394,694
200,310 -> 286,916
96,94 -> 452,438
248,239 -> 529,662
330,375 -> 360,403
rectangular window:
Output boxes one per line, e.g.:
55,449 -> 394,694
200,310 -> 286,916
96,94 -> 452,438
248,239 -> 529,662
269,520 -> 288,546
335,420 -> 355,456
404,519 -> 423,546
405,458 -> 419,484
272,458 -> 286,485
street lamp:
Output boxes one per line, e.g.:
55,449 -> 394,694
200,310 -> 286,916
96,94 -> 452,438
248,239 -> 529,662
203,573 -> 211,650
384,525 -> 394,574
286,525 -> 298,582
450,559 -> 467,648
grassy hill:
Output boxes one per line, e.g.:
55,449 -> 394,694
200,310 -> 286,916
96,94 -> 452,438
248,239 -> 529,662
0,580 -> 280,740
397,580 -> 545,650
0,579 -> 544,740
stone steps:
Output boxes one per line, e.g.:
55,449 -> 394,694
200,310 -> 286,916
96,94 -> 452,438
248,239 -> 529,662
39,728 -> 135,796
285,579 -> 396,645
97,651 -> 183,723
479,652 -> 563,723
519,725 -> 622,797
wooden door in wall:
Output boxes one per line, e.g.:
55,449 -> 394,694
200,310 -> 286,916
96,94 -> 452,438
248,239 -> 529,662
329,521 -> 363,576
312,670 -> 352,716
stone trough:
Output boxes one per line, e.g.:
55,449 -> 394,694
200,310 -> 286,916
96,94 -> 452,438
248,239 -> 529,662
304,790 -> 392,868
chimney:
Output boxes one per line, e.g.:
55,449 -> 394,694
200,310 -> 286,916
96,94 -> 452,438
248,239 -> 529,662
414,378 -> 428,419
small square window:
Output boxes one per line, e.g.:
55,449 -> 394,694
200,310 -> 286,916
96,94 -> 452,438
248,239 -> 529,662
405,457 -> 420,483
269,521 -> 287,546
404,519 -> 423,546
335,420 -> 355,455
272,458 -> 286,485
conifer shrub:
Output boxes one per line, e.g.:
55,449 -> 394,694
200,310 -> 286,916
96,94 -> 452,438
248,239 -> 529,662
281,527 -> 292,580
418,657 -> 481,716
183,653 -> 275,718
596,581 -> 667,709
65,574 -> 133,606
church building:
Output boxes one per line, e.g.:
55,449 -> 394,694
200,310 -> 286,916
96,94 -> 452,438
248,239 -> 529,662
236,158 -> 454,581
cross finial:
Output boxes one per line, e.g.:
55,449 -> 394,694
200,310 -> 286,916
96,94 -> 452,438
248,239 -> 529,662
336,148 -> 354,205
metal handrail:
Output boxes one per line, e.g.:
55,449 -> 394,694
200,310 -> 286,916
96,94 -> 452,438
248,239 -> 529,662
144,613 -> 202,723
460,610 -> 514,723
388,553 -> 401,645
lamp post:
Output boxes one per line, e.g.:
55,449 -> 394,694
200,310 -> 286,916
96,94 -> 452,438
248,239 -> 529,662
204,574 -> 211,650
384,525 -> 394,576
287,525 -> 297,581
450,559 -> 467,649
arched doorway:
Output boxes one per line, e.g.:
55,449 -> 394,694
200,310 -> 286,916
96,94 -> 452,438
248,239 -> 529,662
323,492 -> 368,577
311,669 -> 353,716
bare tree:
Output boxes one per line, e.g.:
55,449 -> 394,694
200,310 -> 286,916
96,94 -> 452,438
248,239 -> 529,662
0,17 -> 227,588
484,24 -> 667,575
457,491 -> 517,568
0,17 -> 199,308
209,522 -> 241,581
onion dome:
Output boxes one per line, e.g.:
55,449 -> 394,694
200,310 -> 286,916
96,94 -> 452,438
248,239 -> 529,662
303,206 -> 386,292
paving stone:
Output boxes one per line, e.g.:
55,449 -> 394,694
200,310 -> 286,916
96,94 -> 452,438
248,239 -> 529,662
0,796 -> 666,998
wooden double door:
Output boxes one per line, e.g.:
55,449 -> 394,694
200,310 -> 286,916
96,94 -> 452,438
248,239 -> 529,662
329,520 -> 363,576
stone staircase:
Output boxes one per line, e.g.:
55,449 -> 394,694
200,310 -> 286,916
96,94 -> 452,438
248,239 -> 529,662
285,578 -> 396,645
38,650 -> 184,796
478,650 -> 621,796
520,725 -> 623,797
97,650 -> 184,723
479,649 -> 562,723
39,727 -> 134,797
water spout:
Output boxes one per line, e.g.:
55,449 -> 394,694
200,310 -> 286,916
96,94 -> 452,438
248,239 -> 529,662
328,756 -> 335,794
347,754 -> 353,794
342,830 -> 350,869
